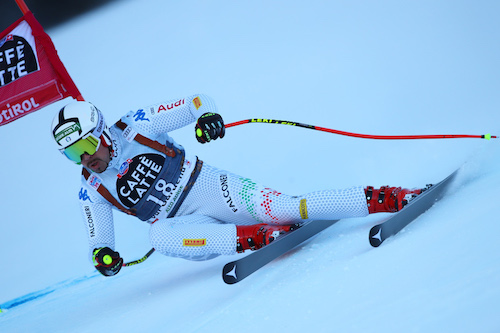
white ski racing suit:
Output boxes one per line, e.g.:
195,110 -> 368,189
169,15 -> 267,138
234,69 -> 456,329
78,94 -> 369,263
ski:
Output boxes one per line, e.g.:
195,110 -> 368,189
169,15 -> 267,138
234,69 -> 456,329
222,219 -> 339,284
369,169 -> 459,247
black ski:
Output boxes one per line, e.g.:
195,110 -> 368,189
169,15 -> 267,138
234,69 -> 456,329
369,169 -> 459,247
223,219 -> 339,284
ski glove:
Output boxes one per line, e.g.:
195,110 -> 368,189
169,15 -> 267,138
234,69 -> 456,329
92,247 -> 123,277
195,112 -> 225,143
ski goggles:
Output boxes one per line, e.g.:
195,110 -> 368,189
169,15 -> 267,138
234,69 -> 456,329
60,132 -> 101,165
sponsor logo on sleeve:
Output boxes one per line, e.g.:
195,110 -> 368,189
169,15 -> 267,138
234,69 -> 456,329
83,205 -> 95,238
192,97 -> 202,110
133,109 -> 150,122
157,99 -> 185,112
79,188 -> 93,203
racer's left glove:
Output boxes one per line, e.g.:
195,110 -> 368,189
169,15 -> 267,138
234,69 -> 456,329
195,112 -> 225,143
92,247 -> 123,277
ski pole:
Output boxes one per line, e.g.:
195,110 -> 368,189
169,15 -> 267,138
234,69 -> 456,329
123,248 -> 155,267
226,119 -> 497,140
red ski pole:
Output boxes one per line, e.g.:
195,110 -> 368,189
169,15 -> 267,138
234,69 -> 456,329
226,119 -> 497,140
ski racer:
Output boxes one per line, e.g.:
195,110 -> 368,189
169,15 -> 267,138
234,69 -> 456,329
51,95 -> 424,277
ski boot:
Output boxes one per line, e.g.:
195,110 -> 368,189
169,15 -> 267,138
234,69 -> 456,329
236,223 -> 301,253
365,186 -> 426,213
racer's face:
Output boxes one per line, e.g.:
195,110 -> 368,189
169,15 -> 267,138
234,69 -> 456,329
81,143 -> 111,173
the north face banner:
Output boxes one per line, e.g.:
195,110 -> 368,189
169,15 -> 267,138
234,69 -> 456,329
0,11 -> 82,126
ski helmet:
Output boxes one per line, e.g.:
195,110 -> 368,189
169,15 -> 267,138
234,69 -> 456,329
51,101 -> 112,164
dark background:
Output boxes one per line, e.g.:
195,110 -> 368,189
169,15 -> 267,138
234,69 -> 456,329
1,0 -> 119,32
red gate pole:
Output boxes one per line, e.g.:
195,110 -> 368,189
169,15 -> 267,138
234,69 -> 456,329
15,0 -> 30,14
13,0 -> 85,101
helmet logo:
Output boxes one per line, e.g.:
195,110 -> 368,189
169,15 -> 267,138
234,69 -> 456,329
54,122 -> 81,145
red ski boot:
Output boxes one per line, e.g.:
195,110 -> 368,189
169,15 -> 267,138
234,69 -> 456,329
365,186 -> 424,213
236,223 -> 301,253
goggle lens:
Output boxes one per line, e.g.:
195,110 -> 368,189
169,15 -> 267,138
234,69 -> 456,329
62,134 -> 100,164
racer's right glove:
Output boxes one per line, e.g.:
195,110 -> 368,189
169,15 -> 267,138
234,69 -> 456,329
195,112 -> 225,143
92,247 -> 123,277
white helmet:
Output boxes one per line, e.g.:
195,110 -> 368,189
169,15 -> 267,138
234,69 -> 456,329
51,101 -> 112,164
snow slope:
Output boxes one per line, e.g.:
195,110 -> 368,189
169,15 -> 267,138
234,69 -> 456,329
1,0 -> 499,332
